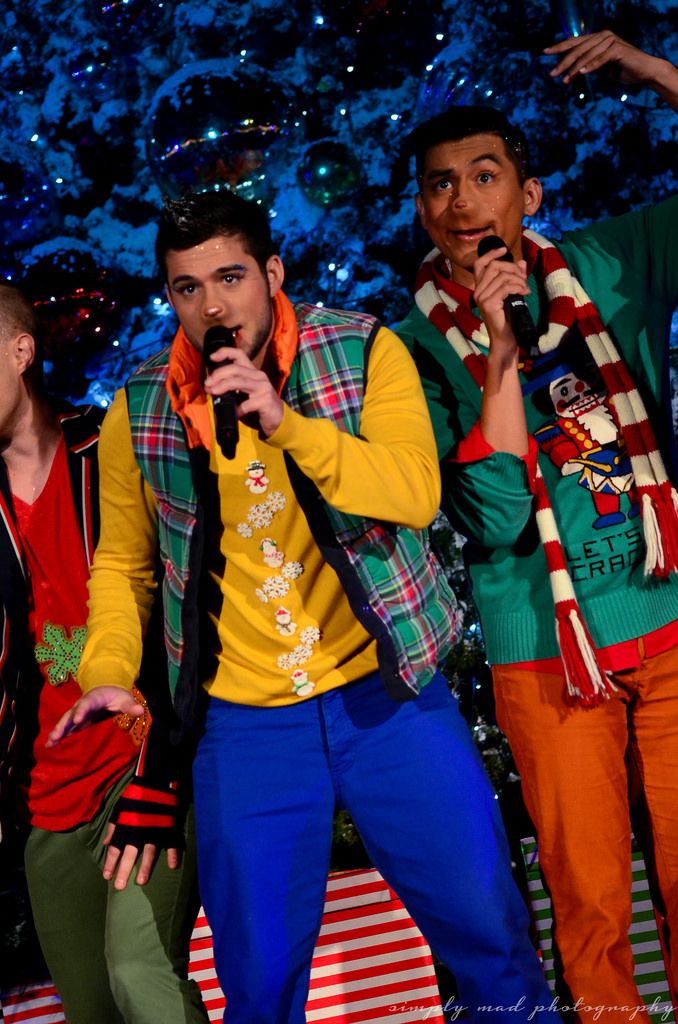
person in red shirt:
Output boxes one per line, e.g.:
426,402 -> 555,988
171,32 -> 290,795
0,282 -> 207,1024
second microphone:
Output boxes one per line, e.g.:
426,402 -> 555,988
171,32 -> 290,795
476,234 -> 538,351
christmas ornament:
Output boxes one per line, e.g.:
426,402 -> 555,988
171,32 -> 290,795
22,240 -> 120,397
94,0 -> 172,40
68,41 -> 129,97
415,41 -> 506,118
0,144 -> 58,250
297,140 -> 361,207
318,0 -> 414,35
0,42 -> 48,95
552,0 -> 594,40
146,59 -> 290,202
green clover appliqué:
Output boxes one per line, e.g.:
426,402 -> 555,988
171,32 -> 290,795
35,623 -> 87,687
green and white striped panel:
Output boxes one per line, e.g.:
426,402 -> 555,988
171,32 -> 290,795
521,837 -> 675,1020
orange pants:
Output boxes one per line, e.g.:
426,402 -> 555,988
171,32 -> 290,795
494,639 -> 678,1023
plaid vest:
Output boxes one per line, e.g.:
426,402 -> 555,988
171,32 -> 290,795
126,304 -> 458,714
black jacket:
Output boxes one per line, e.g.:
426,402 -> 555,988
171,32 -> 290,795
0,405 -> 103,835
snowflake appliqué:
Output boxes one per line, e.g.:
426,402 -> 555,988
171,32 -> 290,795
236,464 -> 315,676
267,491 -> 286,513
35,623 -> 87,687
277,643 -> 314,671
248,504 -> 274,530
262,576 -> 290,600
245,491 -> 288,533
282,561 -> 303,580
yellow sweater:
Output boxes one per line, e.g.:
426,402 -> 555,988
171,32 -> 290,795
78,326 -> 441,706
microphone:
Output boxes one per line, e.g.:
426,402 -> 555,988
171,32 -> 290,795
476,234 -> 538,351
203,325 -> 239,460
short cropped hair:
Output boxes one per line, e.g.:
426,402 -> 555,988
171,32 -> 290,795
407,106 -> 531,186
0,281 -> 44,388
0,281 -> 38,344
155,191 -> 276,280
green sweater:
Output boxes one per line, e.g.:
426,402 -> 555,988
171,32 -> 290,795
397,197 -> 678,664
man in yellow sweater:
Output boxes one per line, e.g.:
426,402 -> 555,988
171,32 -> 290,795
50,191 -> 555,1022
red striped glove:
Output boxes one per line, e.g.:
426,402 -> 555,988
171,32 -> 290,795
108,777 -> 180,852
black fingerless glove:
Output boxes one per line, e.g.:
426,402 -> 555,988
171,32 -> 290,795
108,775 -> 180,851
109,704 -> 185,852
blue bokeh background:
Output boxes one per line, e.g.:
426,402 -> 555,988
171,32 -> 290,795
1,0 -> 676,404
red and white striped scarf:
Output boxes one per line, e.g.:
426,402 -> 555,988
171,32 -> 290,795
415,229 -> 678,706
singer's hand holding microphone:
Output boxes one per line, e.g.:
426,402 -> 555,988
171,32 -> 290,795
202,326 -> 284,454
473,234 -> 537,355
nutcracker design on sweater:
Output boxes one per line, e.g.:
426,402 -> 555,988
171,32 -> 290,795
527,336 -> 639,530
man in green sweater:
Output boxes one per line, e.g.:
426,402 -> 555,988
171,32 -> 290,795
397,30 -> 678,1020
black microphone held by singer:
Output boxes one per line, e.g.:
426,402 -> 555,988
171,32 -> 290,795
476,234 -> 538,351
203,325 -> 239,460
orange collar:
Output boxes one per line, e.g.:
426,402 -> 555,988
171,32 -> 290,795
166,290 -> 299,449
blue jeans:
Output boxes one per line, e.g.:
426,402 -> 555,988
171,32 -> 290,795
193,672 -> 554,1023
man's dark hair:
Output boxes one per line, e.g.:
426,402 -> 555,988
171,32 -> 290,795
155,191 -> 276,280
0,281 -> 44,389
407,106 -> 531,186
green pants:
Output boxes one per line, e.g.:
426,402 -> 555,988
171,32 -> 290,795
24,770 -> 208,1024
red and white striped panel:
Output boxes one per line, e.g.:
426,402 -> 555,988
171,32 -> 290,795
188,868 -> 444,1024
1,869 -> 443,1024
0,983 -> 65,1024
188,911 -> 226,1021
306,869 -> 444,1024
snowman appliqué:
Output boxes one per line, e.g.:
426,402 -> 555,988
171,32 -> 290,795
290,669 -> 315,698
245,460 -> 269,495
260,537 -> 285,569
275,607 -> 297,637
240,462 -> 318,697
